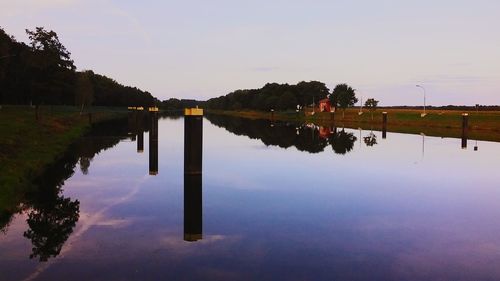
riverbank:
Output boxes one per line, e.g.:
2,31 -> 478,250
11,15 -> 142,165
207,108 -> 500,142
0,106 -> 124,213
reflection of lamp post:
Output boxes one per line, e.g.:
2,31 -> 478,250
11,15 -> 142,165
420,132 -> 426,159
416,85 -> 426,117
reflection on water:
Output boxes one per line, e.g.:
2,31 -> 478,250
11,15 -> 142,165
363,131 -> 378,147
0,117 -> 143,261
206,114 -> 360,155
149,112 -> 159,175
1,113 -> 499,281
184,174 -> 202,242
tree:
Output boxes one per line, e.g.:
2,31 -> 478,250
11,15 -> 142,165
332,84 -> 358,119
26,27 -> 75,71
364,98 -> 379,121
278,91 -> 297,110
26,27 -> 76,105
75,71 -> 94,113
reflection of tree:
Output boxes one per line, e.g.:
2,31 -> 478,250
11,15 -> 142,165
206,114 -> 329,154
23,150 -> 81,262
23,196 -> 79,261
363,132 -> 377,147
18,117 -> 132,261
79,156 -> 91,175
206,114 -> 363,155
330,129 -> 357,155
0,210 -> 13,234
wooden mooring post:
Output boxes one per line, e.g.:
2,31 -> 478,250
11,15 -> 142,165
382,112 -> 387,139
461,113 -> 468,149
148,108 -> 158,175
184,107 -> 203,242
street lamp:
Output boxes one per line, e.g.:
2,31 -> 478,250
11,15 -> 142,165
416,85 -> 426,117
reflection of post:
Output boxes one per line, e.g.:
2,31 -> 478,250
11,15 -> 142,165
149,111 -> 158,175
382,112 -> 387,139
128,111 -> 137,141
137,111 -> 144,153
461,113 -> 468,149
184,108 -> 203,242
137,130 -> 144,153
184,173 -> 202,242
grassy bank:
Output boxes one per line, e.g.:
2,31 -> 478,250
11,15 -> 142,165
0,106 -> 123,212
207,108 -> 500,142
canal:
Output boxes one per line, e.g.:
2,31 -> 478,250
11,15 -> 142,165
1,113 -> 500,281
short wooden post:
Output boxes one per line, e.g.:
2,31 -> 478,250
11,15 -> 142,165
382,112 -> 387,139
461,113 -> 468,149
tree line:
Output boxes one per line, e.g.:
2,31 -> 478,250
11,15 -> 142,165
205,81 -> 331,111
203,81 -> 365,115
0,27 -> 158,108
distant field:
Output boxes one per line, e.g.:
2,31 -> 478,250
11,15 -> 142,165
207,108 -> 500,142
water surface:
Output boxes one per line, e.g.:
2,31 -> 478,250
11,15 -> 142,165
1,114 -> 500,281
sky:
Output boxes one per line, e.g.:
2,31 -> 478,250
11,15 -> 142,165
1,0 -> 499,105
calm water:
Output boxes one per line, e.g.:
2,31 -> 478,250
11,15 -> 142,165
1,114 -> 500,281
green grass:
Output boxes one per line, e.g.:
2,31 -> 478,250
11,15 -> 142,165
0,105 -> 122,213
208,108 -> 500,142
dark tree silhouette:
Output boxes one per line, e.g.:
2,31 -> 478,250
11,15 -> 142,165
0,27 -> 158,106
23,196 -> 80,262
365,98 -> 379,121
332,84 -> 358,119
364,132 -> 378,146
330,129 -> 357,154
206,114 -> 330,154
204,81 -> 330,111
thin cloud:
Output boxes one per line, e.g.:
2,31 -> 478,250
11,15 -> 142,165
249,66 -> 279,72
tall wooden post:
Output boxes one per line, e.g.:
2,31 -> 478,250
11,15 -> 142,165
184,108 -> 203,242
149,109 -> 158,175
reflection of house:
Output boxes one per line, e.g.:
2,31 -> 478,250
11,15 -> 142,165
319,99 -> 331,112
319,126 -> 331,139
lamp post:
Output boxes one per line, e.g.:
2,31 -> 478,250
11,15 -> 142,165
416,85 -> 426,117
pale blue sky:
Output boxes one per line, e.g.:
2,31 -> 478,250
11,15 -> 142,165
1,0 -> 499,105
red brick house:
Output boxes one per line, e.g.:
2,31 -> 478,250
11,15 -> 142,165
319,98 -> 331,112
